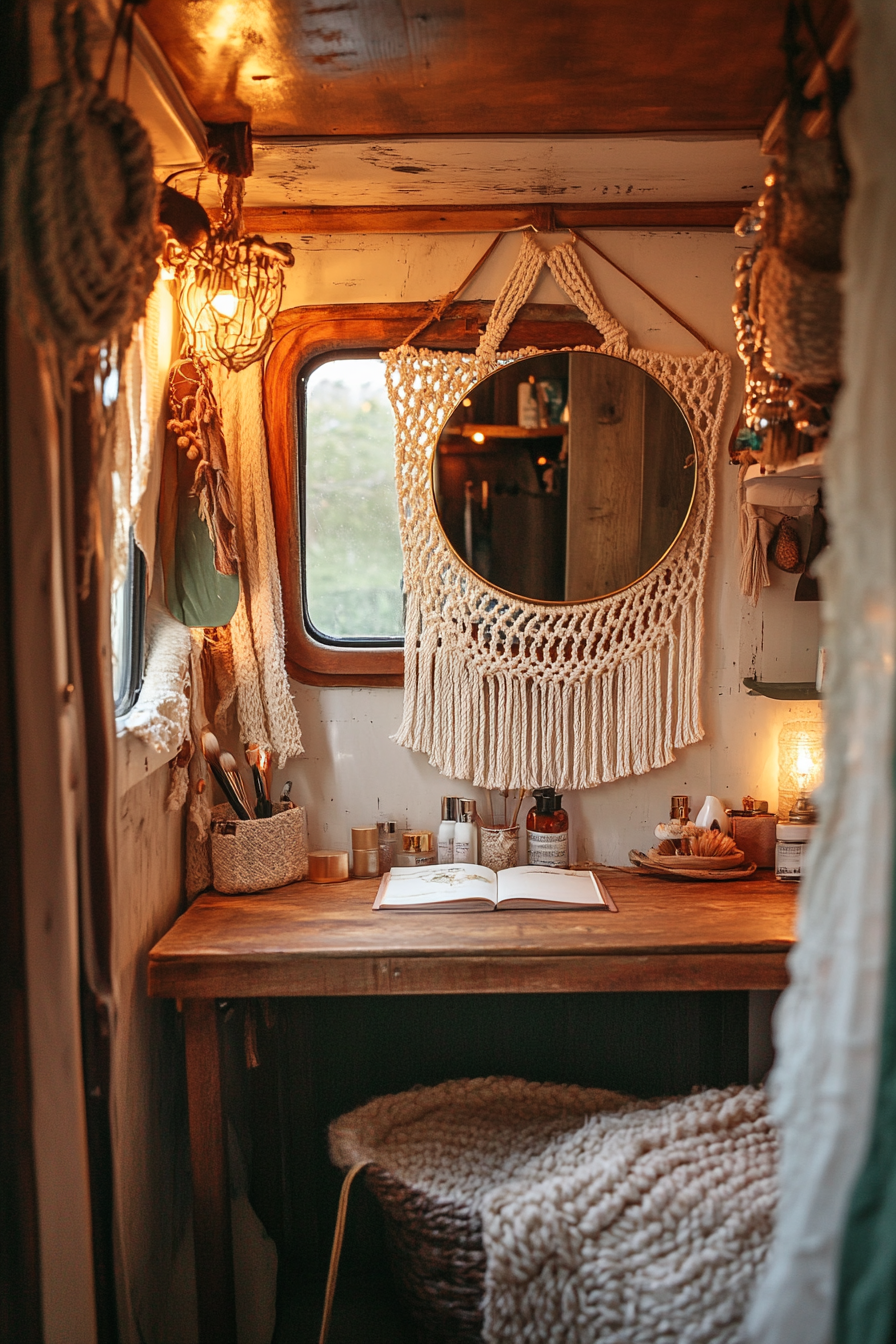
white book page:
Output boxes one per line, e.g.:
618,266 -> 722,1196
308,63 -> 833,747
495,866 -> 608,906
378,864 -> 496,904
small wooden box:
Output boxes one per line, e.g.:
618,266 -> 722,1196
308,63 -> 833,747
729,814 -> 777,869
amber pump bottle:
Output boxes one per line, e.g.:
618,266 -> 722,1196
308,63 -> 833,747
526,788 -> 569,868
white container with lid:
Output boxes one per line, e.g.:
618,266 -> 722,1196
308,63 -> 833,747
775,821 -> 814,882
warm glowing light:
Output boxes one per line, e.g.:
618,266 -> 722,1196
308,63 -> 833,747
796,742 -> 815,788
209,3 -> 238,41
472,431 -> 485,444
462,397 -> 472,407
210,289 -> 239,318
778,720 -> 824,819
537,456 -> 547,465
159,265 -> 176,281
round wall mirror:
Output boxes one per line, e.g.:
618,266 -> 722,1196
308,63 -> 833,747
432,351 -> 697,603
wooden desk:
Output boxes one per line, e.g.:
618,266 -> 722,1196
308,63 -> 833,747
148,869 -> 796,1343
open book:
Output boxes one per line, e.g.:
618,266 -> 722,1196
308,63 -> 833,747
373,864 -> 617,912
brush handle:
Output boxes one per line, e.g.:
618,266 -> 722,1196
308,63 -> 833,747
251,765 -> 272,819
209,761 -> 251,821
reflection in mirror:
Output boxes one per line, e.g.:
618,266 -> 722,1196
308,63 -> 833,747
432,352 -> 696,602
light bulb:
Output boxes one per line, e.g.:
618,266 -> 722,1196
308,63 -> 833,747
471,431 -> 485,444
796,743 -> 814,788
210,289 -> 239,318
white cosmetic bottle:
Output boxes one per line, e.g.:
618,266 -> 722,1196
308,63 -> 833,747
437,796 -> 457,864
453,800 -> 478,865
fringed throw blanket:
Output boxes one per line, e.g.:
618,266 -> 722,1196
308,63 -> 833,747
331,1076 -> 777,1344
383,234 -> 730,789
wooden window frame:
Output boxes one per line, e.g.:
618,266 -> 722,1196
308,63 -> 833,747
264,301 -> 602,686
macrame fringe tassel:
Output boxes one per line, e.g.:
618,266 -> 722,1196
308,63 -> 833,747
394,598 -> 702,790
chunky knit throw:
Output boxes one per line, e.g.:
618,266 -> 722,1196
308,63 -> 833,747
330,1077 -> 777,1344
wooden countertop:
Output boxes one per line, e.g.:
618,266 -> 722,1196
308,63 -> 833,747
148,870 -> 796,999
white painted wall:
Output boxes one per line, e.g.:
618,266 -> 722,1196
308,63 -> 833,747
267,228 -> 822,859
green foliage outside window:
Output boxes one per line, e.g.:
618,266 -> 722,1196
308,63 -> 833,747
304,358 -> 404,640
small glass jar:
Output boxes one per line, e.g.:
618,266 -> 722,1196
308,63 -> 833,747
775,822 -> 813,881
377,821 -> 398,873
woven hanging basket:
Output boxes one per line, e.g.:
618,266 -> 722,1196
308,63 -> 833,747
753,248 -> 842,386
3,0 -> 160,364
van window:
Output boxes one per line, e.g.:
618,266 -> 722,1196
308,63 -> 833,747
302,355 -> 404,643
111,530 -> 146,717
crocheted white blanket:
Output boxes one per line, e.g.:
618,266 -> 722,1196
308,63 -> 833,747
330,1077 -> 777,1344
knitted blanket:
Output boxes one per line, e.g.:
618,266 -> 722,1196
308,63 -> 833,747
330,1077 -> 777,1344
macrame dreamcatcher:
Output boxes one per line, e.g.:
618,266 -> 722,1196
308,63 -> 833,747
383,233 -> 731,790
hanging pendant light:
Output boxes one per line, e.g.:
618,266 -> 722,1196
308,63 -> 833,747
173,175 -> 294,372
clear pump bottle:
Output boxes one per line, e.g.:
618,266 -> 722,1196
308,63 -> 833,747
453,800 -> 478,865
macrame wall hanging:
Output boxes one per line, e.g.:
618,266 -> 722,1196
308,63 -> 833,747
383,233 -> 731,790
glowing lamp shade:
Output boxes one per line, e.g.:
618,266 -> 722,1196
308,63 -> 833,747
778,720 -> 824,820
177,236 -> 293,373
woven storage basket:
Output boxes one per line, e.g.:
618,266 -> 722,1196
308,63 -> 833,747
327,1077 -> 777,1344
209,801 -> 307,894
328,1077 -> 631,1343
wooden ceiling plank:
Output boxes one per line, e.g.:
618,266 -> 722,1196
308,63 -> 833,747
140,0 -> 850,139
230,201 -> 745,234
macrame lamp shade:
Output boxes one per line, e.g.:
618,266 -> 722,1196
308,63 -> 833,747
778,719 -> 824,820
176,235 -> 293,373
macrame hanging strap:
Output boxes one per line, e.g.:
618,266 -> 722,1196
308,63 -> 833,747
474,231 -> 629,371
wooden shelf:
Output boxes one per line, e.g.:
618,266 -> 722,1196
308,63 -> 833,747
743,678 -> 821,701
444,423 -> 568,439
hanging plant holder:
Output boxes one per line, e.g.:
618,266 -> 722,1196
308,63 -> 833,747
174,176 -> 294,372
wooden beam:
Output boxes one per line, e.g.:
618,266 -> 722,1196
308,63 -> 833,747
236,201 -> 746,236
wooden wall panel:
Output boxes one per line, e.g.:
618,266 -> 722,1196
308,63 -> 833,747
565,355 -> 645,600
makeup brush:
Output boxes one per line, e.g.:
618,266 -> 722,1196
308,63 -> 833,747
200,726 -> 251,820
220,752 -> 252,816
246,744 -> 272,819
258,745 -> 273,801
510,787 -> 526,828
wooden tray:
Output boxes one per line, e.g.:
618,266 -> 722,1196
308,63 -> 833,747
630,851 -> 758,881
646,847 -> 745,870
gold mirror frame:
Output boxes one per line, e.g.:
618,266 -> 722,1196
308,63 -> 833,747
429,350 -> 699,608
